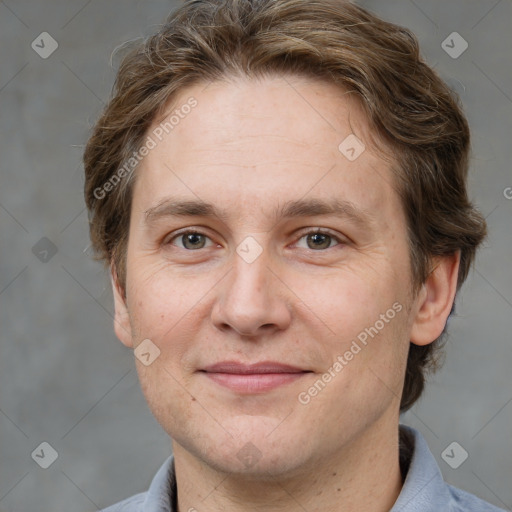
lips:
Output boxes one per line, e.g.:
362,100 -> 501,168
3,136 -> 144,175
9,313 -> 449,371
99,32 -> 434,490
200,361 -> 311,393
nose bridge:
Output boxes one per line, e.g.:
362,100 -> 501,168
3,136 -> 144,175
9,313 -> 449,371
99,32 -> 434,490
211,240 -> 291,336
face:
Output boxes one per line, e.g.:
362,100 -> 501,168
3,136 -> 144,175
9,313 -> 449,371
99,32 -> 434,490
113,75 -> 420,478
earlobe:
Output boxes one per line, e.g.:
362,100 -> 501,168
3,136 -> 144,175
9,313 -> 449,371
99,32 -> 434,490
110,263 -> 134,348
410,251 -> 460,347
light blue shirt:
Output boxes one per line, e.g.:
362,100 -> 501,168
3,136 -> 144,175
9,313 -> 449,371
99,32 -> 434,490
99,425 -> 506,511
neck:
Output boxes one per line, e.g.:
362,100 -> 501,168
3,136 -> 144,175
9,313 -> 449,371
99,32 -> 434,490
174,417 -> 403,512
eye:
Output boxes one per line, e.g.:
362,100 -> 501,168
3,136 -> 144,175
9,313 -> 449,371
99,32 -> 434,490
166,230 -> 214,250
295,229 -> 342,250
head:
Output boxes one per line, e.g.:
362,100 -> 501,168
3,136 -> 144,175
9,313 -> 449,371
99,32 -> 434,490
84,0 -> 486,475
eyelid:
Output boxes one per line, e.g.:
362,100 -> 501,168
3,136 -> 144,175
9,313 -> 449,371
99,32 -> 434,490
163,227 -> 216,248
163,226 -> 348,251
292,227 -> 347,249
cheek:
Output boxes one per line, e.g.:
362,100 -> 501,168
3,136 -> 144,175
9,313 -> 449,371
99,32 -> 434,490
301,266 -> 400,335
310,267 -> 409,383
125,260 -> 220,375
126,260 -> 190,330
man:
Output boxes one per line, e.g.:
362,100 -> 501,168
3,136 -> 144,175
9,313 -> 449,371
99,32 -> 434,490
83,0 -> 503,510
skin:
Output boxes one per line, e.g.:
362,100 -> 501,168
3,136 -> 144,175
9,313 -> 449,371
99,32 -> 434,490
111,75 -> 460,512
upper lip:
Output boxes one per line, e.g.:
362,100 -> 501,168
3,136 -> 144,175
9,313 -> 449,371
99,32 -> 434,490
201,361 -> 308,374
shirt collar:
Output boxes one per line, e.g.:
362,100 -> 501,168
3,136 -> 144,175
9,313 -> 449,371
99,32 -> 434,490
390,425 -> 452,511
141,454 -> 175,512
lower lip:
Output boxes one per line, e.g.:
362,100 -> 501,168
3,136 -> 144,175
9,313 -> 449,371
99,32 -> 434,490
203,372 -> 307,393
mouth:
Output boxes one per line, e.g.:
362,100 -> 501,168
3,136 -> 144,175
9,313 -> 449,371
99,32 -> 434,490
199,361 -> 312,394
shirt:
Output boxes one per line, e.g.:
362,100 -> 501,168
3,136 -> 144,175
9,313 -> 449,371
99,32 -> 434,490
99,425 -> 506,511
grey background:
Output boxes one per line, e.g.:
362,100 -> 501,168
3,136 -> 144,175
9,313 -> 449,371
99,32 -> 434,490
0,0 -> 510,510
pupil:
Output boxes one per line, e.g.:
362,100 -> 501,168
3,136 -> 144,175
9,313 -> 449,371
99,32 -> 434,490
185,233 -> 204,249
309,233 -> 329,249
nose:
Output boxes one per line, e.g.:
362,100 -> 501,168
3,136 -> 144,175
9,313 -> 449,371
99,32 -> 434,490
210,247 -> 292,337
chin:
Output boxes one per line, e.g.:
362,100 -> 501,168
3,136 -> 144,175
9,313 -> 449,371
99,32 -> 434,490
202,445 -> 311,481
173,414 -> 314,479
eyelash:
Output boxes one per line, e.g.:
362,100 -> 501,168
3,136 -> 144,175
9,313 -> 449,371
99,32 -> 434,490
163,228 -> 346,251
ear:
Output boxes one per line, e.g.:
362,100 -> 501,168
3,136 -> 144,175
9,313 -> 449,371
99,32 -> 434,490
410,251 -> 460,346
110,263 -> 134,348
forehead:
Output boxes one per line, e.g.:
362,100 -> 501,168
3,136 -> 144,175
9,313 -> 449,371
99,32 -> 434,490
132,75 -> 400,227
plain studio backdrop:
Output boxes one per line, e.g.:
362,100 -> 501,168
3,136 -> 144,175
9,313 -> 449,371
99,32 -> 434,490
0,1 -> 510,510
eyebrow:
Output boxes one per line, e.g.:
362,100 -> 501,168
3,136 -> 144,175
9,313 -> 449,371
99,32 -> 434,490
143,197 -> 375,230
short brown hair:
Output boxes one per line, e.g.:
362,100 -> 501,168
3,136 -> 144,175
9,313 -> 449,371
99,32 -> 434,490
83,0 -> 486,412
